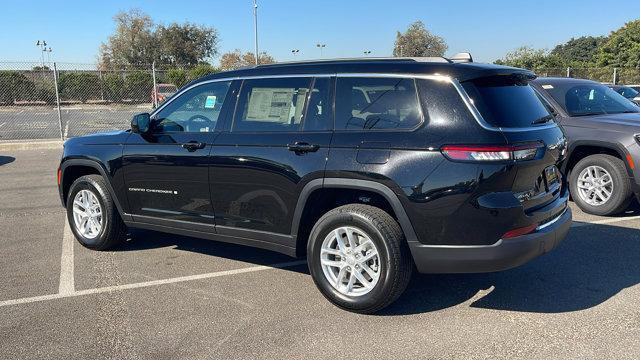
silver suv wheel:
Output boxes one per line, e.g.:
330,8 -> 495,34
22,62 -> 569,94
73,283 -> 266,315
320,226 -> 380,297
72,189 -> 103,239
576,165 -> 613,206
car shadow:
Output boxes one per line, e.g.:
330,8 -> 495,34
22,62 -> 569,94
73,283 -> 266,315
379,221 -> 640,315
0,156 -> 15,166
113,221 -> 639,316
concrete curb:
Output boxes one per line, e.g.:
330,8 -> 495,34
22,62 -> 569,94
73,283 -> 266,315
0,140 -> 63,151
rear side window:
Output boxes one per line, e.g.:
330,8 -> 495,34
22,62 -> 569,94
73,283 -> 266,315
462,76 -> 551,128
335,77 -> 423,130
234,77 -> 311,132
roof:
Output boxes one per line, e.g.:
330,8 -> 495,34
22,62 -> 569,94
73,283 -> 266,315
194,57 -> 534,85
532,77 -> 600,85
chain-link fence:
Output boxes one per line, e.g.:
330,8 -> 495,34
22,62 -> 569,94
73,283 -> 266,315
534,67 -> 640,85
2,62 -> 640,141
0,62 -> 204,141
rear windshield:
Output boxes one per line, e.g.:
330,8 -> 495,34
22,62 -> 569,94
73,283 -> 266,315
462,76 -> 552,128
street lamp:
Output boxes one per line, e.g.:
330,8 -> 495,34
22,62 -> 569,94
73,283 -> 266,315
363,50 -> 372,56
291,49 -> 300,57
253,0 -> 259,65
44,47 -> 53,63
36,40 -> 47,68
316,43 -> 326,58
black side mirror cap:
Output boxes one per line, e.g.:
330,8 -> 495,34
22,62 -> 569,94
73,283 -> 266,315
131,113 -> 151,134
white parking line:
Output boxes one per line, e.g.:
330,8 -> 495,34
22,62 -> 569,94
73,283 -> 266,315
0,122 -> 5,128
0,259 -> 306,308
58,221 -> 75,295
572,214 -> 640,228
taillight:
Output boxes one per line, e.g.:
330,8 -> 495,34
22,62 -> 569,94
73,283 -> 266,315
57,168 -> 62,186
441,142 -> 543,162
502,223 -> 538,239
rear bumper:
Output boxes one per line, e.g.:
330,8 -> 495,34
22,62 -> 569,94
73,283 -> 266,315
409,205 -> 572,274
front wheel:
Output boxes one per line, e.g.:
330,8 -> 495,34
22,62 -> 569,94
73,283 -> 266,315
66,174 -> 127,250
569,154 -> 632,216
307,204 -> 412,314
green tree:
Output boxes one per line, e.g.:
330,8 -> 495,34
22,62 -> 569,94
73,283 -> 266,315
103,73 -> 125,102
494,46 -> 563,69
0,71 -> 35,104
187,63 -> 219,81
551,36 -> 607,65
393,21 -> 447,57
99,9 -> 158,68
59,72 -> 101,103
157,23 -> 219,66
597,20 -> 640,67
165,68 -> 188,88
124,71 -> 154,102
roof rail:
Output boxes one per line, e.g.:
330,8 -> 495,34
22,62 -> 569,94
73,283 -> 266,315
254,56 -> 452,68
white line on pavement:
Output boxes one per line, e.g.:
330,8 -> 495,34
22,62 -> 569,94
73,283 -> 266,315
58,221 -> 75,295
0,122 -> 5,128
0,259 -> 307,308
572,214 -> 640,228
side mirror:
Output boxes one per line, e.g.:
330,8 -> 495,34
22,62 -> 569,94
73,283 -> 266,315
131,113 -> 151,134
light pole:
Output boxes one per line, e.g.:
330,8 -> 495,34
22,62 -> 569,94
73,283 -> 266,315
316,43 -> 326,58
253,0 -> 259,65
363,50 -> 371,56
291,49 -> 300,58
44,47 -> 53,63
36,40 -> 47,69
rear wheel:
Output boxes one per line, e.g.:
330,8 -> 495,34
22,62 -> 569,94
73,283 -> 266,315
67,175 -> 127,250
307,204 -> 412,314
569,154 -> 631,216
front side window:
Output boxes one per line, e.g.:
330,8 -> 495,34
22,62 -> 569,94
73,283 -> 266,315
335,77 -> 423,130
234,78 -> 312,132
153,81 -> 230,133
542,82 -> 639,117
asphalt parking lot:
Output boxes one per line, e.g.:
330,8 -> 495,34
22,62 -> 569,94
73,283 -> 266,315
1,148 -> 639,359
0,105 -> 149,140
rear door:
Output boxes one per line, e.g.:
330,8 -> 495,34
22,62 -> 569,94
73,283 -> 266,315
122,80 -> 233,229
209,76 -> 333,241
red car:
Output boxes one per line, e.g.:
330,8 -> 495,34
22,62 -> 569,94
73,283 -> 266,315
151,84 -> 178,107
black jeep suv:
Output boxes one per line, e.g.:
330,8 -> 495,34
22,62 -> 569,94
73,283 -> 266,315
58,57 -> 571,313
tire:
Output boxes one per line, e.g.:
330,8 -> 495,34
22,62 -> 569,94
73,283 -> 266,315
66,174 -> 127,250
307,204 -> 412,314
569,154 -> 632,216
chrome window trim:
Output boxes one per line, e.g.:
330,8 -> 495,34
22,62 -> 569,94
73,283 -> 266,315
151,72 -> 559,133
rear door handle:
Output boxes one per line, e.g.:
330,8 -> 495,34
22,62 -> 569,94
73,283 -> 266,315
181,141 -> 207,152
287,142 -> 319,154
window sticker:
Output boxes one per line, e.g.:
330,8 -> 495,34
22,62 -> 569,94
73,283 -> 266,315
246,88 -> 294,122
204,95 -> 217,109
542,85 -> 554,89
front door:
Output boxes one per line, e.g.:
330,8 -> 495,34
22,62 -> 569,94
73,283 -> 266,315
122,80 -> 233,229
209,76 -> 334,241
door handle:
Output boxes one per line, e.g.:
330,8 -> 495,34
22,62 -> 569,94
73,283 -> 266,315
181,141 -> 207,152
287,142 -> 319,154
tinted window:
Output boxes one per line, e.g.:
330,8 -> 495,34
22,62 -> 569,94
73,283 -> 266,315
153,81 -> 230,133
304,77 -> 333,131
335,77 -> 422,130
462,76 -> 552,128
541,82 -> 639,117
234,78 -> 311,132
615,86 -> 639,99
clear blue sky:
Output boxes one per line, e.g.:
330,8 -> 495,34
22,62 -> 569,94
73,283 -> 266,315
2,0 -> 639,65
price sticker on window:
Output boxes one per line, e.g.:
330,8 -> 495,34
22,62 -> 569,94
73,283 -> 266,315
204,95 -> 217,109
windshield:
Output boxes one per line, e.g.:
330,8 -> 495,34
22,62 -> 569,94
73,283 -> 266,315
615,86 -> 639,99
462,76 -> 553,128
541,82 -> 639,116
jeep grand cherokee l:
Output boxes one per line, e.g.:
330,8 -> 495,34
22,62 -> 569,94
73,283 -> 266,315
58,56 -> 572,313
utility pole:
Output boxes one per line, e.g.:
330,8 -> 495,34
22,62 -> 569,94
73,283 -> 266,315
36,40 -> 47,72
363,50 -> 372,56
253,0 -> 259,65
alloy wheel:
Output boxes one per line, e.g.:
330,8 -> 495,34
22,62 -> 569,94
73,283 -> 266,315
72,189 -> 103,239
577,165 -> 613,206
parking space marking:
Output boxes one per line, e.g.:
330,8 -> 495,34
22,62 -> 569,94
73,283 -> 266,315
572,214 -> 640,228
0,259 -> 306,309
0,122 -> 5,128
58,221 -> 75,295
